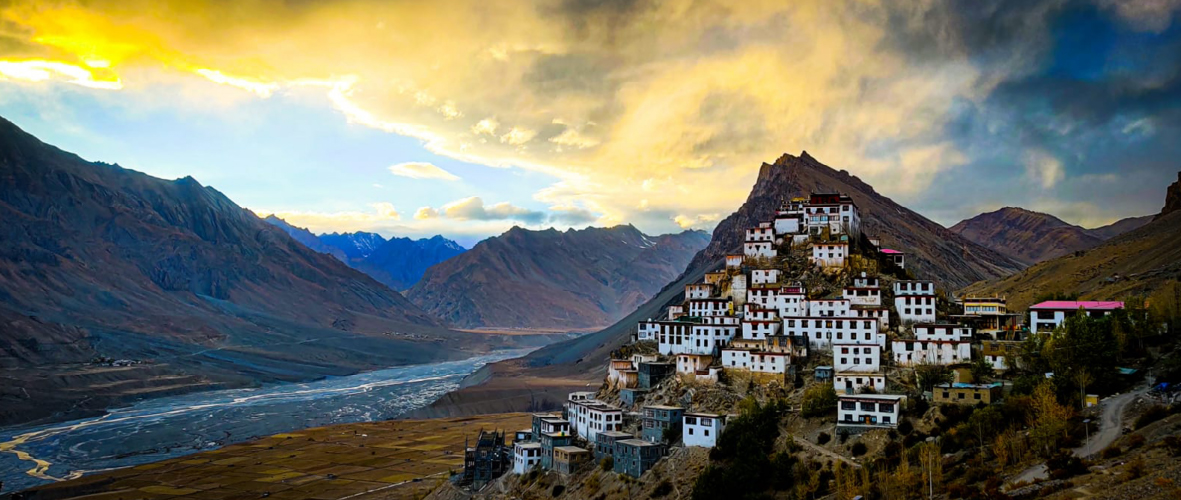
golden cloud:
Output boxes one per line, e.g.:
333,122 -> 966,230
0,0 -> 1010,232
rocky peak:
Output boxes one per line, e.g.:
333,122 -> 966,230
1160,171 -> 1181,220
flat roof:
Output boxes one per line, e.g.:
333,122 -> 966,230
599,431 -> 633,438
1030,300 -> 1124,310
554,446 -> 590,453
685,412 -> 720,418
938,382 -> 1003,389
838,393 -> 905,401
516,442 -> 541,448
617,439 -> 661,447
644,405 -> 684,410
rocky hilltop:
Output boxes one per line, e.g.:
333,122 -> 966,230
412,151 -> 1026,418
949,207 -> 1105,265
964,172 -> 1181,310
407,225 -> 709,330
0,117 -> 505,426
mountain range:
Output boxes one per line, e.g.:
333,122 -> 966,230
411,150 -> 1030,417
964,172 -> 1181,309
0,117 -> 521,426
264,217 -> 466,291
949,207 -> 1152,265
407,225 -> 710,330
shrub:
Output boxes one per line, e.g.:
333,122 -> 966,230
1046,452 -> 1087,480
850,442 -> 867,456
1126,457 -> 1147,480
1135,405 -> 1168,429
1164,436 -> 1181,457
551,484 -> 566,497
897,419 -> 914,436
817,432 -> 831,445
1101,446 -> 1122,459
652,480 -> 673,497
1125,434 -> 1146,449
600,456 -> 614,471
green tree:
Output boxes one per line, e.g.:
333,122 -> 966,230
801,384 -> 838,417
915,362 -> 954,393
969,357 -> 994,384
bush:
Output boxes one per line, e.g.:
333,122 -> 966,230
1135,405 -> 1168,429
850,442 -> 867,456
1046,452 -> 1087,480
801,384 -> 838,418
652,480 -> 673,497
600,456 -> 614,471
1125,434 -> 1146,450
817,432 -> 831,445
1101,446 -> 1122,459
551,484 -> 566,497
1164,436 -> 1181,457
898,419 -> 914,436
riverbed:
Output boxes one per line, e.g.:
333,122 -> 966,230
0,349 -> 534,493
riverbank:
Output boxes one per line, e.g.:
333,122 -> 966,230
3,413 -> 533,500
0,350 -> 542,494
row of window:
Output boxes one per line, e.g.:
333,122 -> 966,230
840,401 -> 896,412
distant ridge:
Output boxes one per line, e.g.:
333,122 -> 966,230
407,225 -> 710,330
265,218 -> 466,290
949,207 -> 1105,266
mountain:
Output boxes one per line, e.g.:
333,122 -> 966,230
263,218 -> 466,290
263,215 -> 348,261
1090,215 -> 1154,240
966,172 -> 1181,310
407,225 -> 710,330
1159,171 -> 1181,220
949,207 -> 1105,266
319,231 -> 387,260
352,235 -> 466,290
409,151 -> 1026,418
0,116 -> 513,426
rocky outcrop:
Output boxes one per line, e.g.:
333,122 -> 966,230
950,207 -> 1105,266
407,225 -> 710,330
1160,171 -> 1181,220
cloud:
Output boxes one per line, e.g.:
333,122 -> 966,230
2,0 -> 1178,232
1024,149 -> 1065,189
388,161 -> 461,181
441,196 -> 546,224
548,205 -> 600,225
414,206 -> 439,219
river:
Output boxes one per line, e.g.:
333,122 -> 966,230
0,349 -> 533,493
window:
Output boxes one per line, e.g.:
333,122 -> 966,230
974,393 -> 981,400
860,402 -> 876,411
841,401 -> 856,410
704,429 -> 710,437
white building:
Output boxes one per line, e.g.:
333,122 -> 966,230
676,354 -> 713,375
834,373 -> 886,394
729,274 -> 747,308
685,283 -> 714,299
746,223 -> 775,242
684,413 -> 726,448
892,339 -> 972,366
914,323 -> 972,342
838,394 -> 904,428
781,317 -> 884,350
843,286 -> 882,307
894,280 -> 937,324
811,243 -> 848,268
725,254 -> 743,269
805,193 -> 861,239
688,298 -> 732,317
744,240 -> 777,259
720,348 -> 791,374
851,305 -> 890,330
833,343 -> 881,373
853,272 -> 880,289
637,320 -> 659,341
513,442 -> 542,474
751,268 -> 781,286
808,298 -> 851,318
567,399 -> 624,443
1028,301 -> 1125,332
774,200 -> 806,235
655,321 -> 694,355
748,286 -> 807,317
667,305 -> 684,320
690,318 -> 739,354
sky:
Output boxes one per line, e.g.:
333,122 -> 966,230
0,0 -> 1178,247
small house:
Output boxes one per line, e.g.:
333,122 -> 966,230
641,405 -> 684,443
684,412 -> 726,448
613,439 -> 664,478
932,382 -> 1003,405
553,446 -> 592,474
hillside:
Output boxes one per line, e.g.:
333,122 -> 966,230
965,173 -> 1181,310
949,207 -> 1105,265
265,218 -> 466,290
0,117 -> 508,426
407,225 -> 710,330
411,150 -> 1025,418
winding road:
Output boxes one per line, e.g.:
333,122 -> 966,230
1009,385 -> 1150,486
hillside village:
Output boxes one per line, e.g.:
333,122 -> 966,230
438,191 -> 1180,500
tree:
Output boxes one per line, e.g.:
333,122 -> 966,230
1028,381 -> 1074,457
1072,370 -> 1094,410
915,362 -> 954,393
969,357 -> 994,384
801,384 -> 838,417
